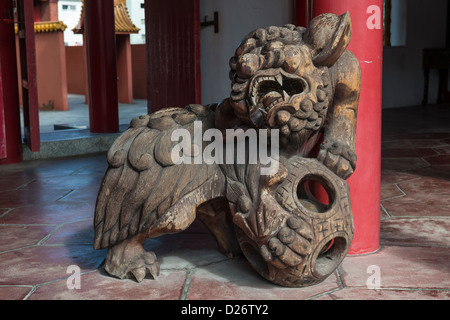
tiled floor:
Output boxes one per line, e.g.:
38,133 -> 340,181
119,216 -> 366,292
1,104 -> 449,300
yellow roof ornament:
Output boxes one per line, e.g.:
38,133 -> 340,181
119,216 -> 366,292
15,21 -> 67,34
73,0 -> 140,35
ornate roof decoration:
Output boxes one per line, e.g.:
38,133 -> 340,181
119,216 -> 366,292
34,21 -> 68,33
73,0 -> 140,35
15,21 -> 68,34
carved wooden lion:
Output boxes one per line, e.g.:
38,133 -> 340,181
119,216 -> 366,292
93,12 -> 361,287
215,12 -> 361,179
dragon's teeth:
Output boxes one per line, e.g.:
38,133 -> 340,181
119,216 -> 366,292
275,74 -> 283,86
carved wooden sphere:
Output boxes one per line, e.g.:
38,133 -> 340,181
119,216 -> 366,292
233,157 -> 354,287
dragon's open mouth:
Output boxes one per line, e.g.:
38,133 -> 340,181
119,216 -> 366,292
249,70 -> 308,112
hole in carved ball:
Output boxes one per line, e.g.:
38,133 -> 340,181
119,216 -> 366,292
314,237 -> 347,277
296,175 -> 335,213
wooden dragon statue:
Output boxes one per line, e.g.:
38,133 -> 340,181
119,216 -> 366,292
93,12 -> 361,287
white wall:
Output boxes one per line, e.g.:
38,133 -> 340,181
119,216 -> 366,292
382,0 -> 448,108
58,0 -> 83,46
200,0 -> 293,105
199,0 -> 448,108
390,0 -> 407,46
126,0 -> 146,44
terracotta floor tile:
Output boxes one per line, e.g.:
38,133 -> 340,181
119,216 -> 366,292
380,169 -> 419,184
44,220 -> 94,245
382,139 -> 448,149
0,286 -> 33,300
339,246 -> 450,289
423,154 -> 450,165
380,217 -> 450,247
0,202 -> 94,225
56,185 -> 100,206
383,133 -> 450,141
187,259 -> 340,300
381,148 -> 438,158
16,156 -> 107,179
381,158 -> 429,171
0,187 -> 73,208
28,269 -> 187,300
380,207 -> 389,219
397,176 -> 450,195
382,193 -> 450,217
315,287 -> 450,300
68,154 -> 108,175
20,163 -> 82,179
72,165 -> 108,176
433,145 -> 450,155
0,173 -> 36,192
23,174 -> 103,191
148,232 -> 231,270
404,165 -> 450,181
0,245 -> 106,286
380,184 -> 404,200
0,225 -> 56,252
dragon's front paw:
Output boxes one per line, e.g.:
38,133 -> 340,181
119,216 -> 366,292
317,140 -> 356,180
260,216 -> 314,271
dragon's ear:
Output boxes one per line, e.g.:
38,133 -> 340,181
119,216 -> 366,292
304,12 -> 352,67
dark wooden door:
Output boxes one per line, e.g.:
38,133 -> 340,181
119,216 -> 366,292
144,0 -> 201,113
16,0 -> 40,151
0,76 -> 5,159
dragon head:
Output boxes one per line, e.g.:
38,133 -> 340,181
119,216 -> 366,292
226,13 -> 351,149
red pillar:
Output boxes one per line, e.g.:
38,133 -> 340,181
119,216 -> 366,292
294,0 -> 313,27
116,35 -> 133,104
0,0 -> 23,164
85,0 -> 119,133
310,0 -> 383,254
